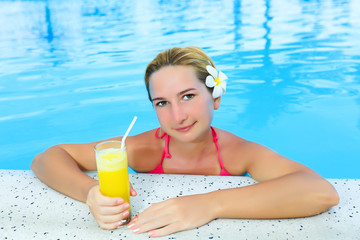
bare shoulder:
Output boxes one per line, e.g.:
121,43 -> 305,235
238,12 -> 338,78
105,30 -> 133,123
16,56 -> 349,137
214,127 -> 314,181
214,127 -> 247,144
216,128 -> 270,157
126,129 -> 163,173
213,127 -> 251,175
214,127 -> 253,152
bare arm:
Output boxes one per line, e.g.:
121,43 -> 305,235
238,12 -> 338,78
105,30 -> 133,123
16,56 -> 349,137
211,142 -> 339,218
31,139 -> 137,229
30,131 -> 156,201
31,142 -> 101,202
211,170 -> 338,219
222,142 -> 339,218
128,142 -> 339,237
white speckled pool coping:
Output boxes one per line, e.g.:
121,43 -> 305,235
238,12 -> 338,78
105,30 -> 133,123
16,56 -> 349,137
0,170 -> 359,239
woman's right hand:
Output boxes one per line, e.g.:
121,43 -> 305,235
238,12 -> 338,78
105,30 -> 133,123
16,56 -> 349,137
86,185 -> 136,229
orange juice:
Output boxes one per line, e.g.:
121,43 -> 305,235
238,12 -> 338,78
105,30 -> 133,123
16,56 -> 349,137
95,141 -> 131,224
98,168 -> 130,203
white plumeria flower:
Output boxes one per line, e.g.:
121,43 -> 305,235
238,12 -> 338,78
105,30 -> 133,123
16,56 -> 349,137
205,65 -> 228,98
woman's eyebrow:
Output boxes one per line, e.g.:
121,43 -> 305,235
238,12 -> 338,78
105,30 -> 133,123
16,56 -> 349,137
151,88 -> 196,102
151,96 -> 164,102
178,88 -> 196,96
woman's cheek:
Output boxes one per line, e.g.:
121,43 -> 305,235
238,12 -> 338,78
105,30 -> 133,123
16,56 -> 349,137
155,108 -> 168,127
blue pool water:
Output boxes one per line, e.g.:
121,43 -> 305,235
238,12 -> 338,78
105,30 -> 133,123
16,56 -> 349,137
0,0 -> 359,178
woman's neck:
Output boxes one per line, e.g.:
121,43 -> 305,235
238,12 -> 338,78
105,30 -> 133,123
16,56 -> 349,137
162,127 -> 221,175
169,127 -> 214,163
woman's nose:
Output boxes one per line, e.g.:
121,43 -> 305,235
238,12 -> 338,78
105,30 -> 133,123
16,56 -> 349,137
171,102 -> 187,124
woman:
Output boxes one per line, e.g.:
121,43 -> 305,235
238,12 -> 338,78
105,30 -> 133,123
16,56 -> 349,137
31,46 -> 339,237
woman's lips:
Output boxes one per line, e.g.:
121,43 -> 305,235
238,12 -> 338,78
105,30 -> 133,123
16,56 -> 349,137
174,122 -> 196,132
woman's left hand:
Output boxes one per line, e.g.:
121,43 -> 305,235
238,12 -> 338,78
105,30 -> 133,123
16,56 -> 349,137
127,193 -> 217,237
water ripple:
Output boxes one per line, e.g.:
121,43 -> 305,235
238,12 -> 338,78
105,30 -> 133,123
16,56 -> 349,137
0,0 -> 360,177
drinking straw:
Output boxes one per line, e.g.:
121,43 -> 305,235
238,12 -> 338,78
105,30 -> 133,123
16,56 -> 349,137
121,116 -> 137,150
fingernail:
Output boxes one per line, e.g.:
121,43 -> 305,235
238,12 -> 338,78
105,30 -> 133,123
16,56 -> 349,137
122,211 -> 129,217
127,223 -> 135,229
133,227 -> 140,233
129,216 -> 138,224
124,202 -> 130,208
148,231 -> 155,237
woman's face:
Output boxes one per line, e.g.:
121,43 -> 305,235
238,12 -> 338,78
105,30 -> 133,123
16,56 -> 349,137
149,65 -> 220,142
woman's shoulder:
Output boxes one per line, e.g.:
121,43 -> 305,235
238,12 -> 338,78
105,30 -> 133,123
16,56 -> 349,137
215,127 -> 268,155
213,127 -> 248,146
126,128 -> 164,172
213,127 -> 257,174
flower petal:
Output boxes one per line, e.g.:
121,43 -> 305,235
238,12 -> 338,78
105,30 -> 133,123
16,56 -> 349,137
220,81 -> 227,93
205,75 -> 216,87
212,86 -> 223,98
219,71 -> 228,81
206,65 -> 218,79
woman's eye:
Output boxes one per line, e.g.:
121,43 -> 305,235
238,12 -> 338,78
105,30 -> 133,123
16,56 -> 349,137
183,94 -> 195,100
155,101 -> 168,107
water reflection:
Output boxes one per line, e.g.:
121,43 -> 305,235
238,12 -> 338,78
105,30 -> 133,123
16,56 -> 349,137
44,4 -> 53,42
227,0 -> 360,131
0,0 -> 359,177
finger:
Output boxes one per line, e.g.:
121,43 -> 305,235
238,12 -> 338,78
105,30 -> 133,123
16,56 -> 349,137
148,223 -> 181,238
98,202 -> 130,216
91,185 -> 126,206
129,206 -> 174,234
97,194 -> 125,206
130,182 -> 137,196
132,218 -> 172,235
98,212 -> 129,230
130,188 -> 137,196
138,203 -> 167,222
137,202 -> 164,219
128,201 -> 170,234
99,222 -> 119,230
99,209 -> 130,225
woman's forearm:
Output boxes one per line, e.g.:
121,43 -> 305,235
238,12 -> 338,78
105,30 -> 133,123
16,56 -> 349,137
31,145 -> 98,203
209,171 -> 339,219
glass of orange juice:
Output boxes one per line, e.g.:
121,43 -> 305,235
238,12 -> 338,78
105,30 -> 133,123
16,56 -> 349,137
94,140 -> 131,224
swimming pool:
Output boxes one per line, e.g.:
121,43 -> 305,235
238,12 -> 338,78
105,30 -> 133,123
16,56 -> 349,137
0,0 -> 359,178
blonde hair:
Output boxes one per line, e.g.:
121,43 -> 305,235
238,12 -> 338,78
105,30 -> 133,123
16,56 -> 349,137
144,46 -> 215,101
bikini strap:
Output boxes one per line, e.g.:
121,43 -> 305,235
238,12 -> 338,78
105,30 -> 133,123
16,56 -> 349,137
155,128 -> 172,159
155,127 -> 166,139
164,134 -> 171,158
211,127 -> 224,169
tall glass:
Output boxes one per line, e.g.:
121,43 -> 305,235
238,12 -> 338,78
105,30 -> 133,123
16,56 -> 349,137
94,140 -> 131,224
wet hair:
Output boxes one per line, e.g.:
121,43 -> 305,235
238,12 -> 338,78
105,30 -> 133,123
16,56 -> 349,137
144,46 -> 215,101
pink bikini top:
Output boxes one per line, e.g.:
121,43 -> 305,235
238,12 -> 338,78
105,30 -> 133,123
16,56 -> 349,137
149,127 -> 232,176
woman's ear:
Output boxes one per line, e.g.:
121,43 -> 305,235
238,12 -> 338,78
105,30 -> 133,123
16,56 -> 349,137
213,97 -> 221,110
